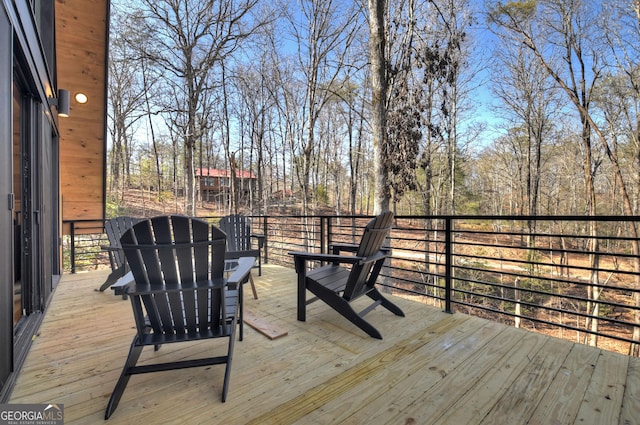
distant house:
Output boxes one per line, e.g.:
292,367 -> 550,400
196,168 -> 257,202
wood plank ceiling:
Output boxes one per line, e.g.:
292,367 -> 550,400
55,0 -> 109,223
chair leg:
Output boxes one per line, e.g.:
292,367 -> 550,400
238,284 -> 244,341
295,259 -> 307,322
367,288 -> 405,317
98,267 -> 126,292
105,339 -> 144,419
337,302 -> 383,339
314,289 -> 384,339
248,273 -> 258,299
221,324 -> 237,402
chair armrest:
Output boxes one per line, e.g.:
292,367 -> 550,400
364,250 -> 391,264
101,245 -> 122,271
290,249 -> 390,265
330,243 -> 359,254
128,279 -> 228,296
227,257 -> 255,286
288,251 -> 362,264
251,234 -> 265,248
330,243 -> 391,255
111,271 -> 134,296
100,245 -> 121,252
126,257 -> 255,295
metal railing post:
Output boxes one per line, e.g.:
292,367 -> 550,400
320,217 -> 326,254
262,216 -> 268,264
444,217 -> 452,313
70,221 -> 76,274
326,217 -> 333,253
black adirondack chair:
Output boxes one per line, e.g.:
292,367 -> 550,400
104,215 -> 254,419
219,214 -> 265,299
289,211 -> 404,339
98,216 -> 140,292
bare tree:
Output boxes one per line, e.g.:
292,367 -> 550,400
233,52 -> 279,214
368,0 -> 391,213
107,7 -> 147,203
488,0 -> 640,351
269,51 -> 306,209
133,0 -> 262,215
285,0 -> 361,214
598,0 -> 640,355
491,35 -> 560,221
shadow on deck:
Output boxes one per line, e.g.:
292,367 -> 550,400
9,265 -> 640,424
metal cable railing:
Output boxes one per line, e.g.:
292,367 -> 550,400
64,214 -> 640,355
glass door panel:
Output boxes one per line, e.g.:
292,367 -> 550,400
12,80 -> 22,327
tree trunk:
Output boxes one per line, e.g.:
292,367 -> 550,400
368,0 -> 390,214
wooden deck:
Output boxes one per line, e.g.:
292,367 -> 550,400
9,265 -> 640,424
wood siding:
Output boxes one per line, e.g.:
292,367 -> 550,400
56,0 -> 109,222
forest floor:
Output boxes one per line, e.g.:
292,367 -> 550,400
112,188 -> 328,218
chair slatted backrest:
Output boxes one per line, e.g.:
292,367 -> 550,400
343,211 -> 394,301
219,214 -> 252,252
120,215 -> 229,338
105,216 -> 140,269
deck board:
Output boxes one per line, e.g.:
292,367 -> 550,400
479,336 -> 574,424
575,349 -> 629,424
526,342 -> 599,424
621,358 -> 640,425
8,265 -> 640,425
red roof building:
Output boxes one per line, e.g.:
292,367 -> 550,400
195,168 -> 256,202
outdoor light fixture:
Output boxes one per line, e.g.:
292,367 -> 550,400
49,89 -> 70,117
75,92 -> 88,104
